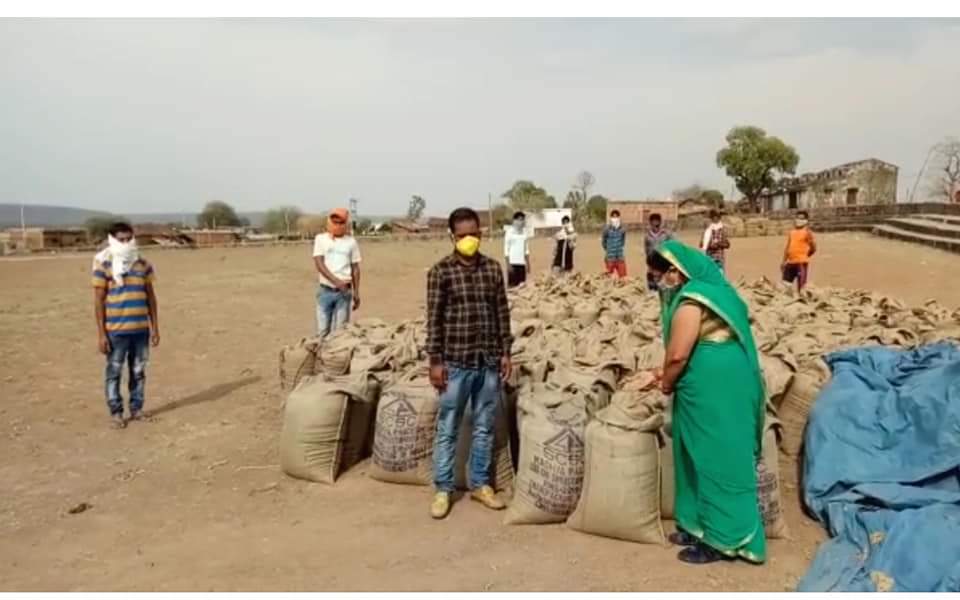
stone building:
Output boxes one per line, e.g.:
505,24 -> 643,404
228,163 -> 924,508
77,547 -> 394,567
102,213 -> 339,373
760,158 -> 899,212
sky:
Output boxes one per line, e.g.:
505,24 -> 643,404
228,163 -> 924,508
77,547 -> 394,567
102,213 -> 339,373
2,18 -> 959,216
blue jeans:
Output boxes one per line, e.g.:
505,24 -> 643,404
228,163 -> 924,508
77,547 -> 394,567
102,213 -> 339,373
105,332 -> 149,417
433,366 -> 500,492
316,285 -> 352,337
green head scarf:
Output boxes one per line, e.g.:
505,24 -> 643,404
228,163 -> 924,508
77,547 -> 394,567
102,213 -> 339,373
654,239 -> 765,431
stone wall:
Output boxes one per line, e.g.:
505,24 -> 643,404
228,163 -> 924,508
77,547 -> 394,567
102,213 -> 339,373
763,159 -> 899,211
679,202 -> 960,237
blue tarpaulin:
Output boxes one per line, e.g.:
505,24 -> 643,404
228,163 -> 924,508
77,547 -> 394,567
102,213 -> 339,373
798,342 -> 960,592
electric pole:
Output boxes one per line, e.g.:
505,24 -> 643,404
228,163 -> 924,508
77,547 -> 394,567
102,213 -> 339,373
488,193 -> 493,232
349,198 -> 359,234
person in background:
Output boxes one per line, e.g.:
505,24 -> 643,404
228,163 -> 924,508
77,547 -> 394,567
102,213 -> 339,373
644,212 -> 674,291
646,239 -> 766,565
700,209 -> 730,272
92,222 -> 160,429
602,209 -> 627,278
426,207 -> 512,520
312,208 -> 361,337
781,210 -> 817,292
503,211 -> 530,288
552,215 -> 577,273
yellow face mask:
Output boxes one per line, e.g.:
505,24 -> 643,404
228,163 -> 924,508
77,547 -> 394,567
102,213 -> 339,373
454,235 -> 481,257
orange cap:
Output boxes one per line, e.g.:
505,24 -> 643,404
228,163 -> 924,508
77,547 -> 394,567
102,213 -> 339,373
328,208 -> 350,222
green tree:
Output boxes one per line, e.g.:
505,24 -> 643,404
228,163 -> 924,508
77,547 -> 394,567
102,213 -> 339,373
716,126 -> 799,211
502,180 -> 556,210
563,190 -> 584,210
408,195 -> 426,220
85,216 -> 119,241
701,189 -> 725,208
586,194 -> 609,223
198,201 -> 243,228
262,206 -> 304,235
491,203 -> 513,228
674,184 -> 725,207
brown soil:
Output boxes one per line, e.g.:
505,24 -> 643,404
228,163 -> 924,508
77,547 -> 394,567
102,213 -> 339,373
1,232 -> 958,591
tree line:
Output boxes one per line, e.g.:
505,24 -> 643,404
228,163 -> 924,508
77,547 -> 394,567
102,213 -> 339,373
84,126 -> 960,240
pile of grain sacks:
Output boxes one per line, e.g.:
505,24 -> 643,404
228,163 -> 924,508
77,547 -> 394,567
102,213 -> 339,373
276,272 -> 960,545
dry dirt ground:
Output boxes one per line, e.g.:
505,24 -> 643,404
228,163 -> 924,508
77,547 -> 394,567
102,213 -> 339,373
2,231 -> 959,592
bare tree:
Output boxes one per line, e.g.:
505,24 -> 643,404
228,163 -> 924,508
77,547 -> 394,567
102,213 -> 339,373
926,137 -> 960,202
574,171 -> 596,207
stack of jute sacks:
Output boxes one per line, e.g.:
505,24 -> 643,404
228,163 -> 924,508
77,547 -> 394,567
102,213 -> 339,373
276,272 -> 960,545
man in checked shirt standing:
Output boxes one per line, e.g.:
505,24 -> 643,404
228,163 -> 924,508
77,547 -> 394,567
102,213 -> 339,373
426,207 -> 513,519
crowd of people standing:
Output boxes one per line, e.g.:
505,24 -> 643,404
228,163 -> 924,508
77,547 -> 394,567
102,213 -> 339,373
90,204 -> 818,567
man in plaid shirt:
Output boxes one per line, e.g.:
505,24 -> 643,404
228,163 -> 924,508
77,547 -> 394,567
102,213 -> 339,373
425,207 -> 513,520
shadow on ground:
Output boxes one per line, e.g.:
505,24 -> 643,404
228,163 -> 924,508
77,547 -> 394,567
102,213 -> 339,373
150,375 -> 262,417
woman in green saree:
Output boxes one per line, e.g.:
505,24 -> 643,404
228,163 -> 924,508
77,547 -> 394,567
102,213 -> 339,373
647,239 -> 766,565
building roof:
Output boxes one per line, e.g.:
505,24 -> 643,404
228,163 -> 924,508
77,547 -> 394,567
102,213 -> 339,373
609,198 -> 677,204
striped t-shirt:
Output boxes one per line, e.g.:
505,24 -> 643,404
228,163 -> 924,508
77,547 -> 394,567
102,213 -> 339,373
92,257 -> 156,335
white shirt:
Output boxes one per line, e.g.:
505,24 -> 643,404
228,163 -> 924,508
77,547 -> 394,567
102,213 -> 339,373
312,233 -> 361,287
504,228 -> 530,266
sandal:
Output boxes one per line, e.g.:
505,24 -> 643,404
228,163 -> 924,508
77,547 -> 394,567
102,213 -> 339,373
110,415 -> 127,430
677,543 -> 728,565
668,530 -> 698,547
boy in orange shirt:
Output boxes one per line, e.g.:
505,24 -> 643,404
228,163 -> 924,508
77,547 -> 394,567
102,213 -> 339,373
781,210 -> 817,291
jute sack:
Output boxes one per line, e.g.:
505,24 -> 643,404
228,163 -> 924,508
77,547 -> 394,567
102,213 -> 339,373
538,300 -> 572,324
547,363 -> 619,415
760,353 -> 795,409
659,429 -> 675,520
278,337 -> 319,391
778,370 -> 827,456
573,300 -> 600,327
504,383 -> 589,525
511,300 -> 539,322
453,390 -> 515,493
316,329 -> 357,377
340,374 -> 383,472
279,373 -> 373,484
369,371 -> 439,485
350,343 -> 391,374
758,415 -> 789,539
566,392 -> 665,544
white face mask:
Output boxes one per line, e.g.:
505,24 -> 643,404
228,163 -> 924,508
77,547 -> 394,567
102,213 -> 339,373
106,234 -> 139,284
610,218 -> 621,228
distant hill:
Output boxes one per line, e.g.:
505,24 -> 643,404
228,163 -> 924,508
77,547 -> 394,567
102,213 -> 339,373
0,205 -> 267,228
0,204 -> 401,229
0,204 -> 111,228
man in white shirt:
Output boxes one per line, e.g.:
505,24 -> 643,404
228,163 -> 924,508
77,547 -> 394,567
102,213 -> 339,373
312,207 -> 361,337
503,211 -> 531,288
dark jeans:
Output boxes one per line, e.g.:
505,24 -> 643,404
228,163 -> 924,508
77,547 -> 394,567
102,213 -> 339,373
432,365 -> 500,492
105,331 -> 149,417
507,265 -> 527,288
